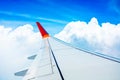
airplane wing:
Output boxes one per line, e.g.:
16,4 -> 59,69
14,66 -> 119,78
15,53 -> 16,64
16,22 -> 120,80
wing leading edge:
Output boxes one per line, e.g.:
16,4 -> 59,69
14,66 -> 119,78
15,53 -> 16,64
16,22 -> 120,80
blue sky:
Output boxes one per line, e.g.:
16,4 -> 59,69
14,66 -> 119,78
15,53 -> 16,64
0,0 -> 120,35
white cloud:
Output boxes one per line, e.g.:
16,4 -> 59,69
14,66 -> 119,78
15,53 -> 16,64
1,17 -> 120,80
0,24 -> 41,80
55,17 -> 120,58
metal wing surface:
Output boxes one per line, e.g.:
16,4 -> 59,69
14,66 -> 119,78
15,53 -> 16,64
20,22 -> 120,80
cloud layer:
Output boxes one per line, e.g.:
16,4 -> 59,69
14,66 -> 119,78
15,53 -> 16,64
0,24 -> 41,80
1,17 -> 120,80
55,17 -> 120,58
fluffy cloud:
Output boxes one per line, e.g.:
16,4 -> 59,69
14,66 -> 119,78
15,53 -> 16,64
1,18 -> 120,80
0,24 -> 41,80
55,17 -> 120,58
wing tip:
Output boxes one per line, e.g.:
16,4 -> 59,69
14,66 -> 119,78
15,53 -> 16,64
36,22 -> 50,38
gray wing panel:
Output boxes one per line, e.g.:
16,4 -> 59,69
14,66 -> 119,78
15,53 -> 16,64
49,37 -> 120,80
23,38 -> 61,80
23,37 -> 120,80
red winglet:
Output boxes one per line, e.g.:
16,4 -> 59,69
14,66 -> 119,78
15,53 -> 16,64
36,22 -> 50,38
